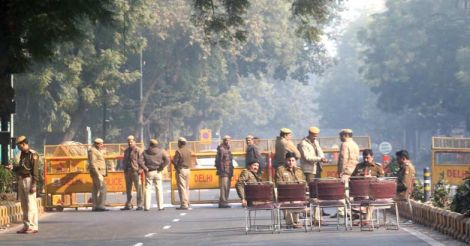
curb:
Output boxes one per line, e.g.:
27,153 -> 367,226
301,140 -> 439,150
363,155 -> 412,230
0,197 -> 44,227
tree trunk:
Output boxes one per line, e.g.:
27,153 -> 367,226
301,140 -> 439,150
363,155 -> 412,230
61,103 -> 87,143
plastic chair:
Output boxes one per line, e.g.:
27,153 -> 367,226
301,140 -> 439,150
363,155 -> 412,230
276,182 -> 309,232
310,179 -> 349,231
361,178 -> 399,230
244,182 -> 277,234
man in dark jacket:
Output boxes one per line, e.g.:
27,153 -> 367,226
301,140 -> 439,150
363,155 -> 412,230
122,135 -> 146,210
172,137 -> 193,210
143,138 -> 169,211
245,135 -> 264,175
215,135 -> 234,208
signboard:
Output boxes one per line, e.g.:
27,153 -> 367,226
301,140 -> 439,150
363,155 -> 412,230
46,172 -> 128,194
432,165 -> 469,186
379,141 -> 393,155
171,168 -> 243,190
199,129 -> 212,144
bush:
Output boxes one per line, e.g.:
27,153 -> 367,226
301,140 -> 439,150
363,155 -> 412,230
431,172 -> 450,209
412,178 -> 425,202
0,166 -> 14,194
450,169 -> 470,214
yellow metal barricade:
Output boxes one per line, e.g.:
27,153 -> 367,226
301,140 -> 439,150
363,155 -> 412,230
43,142 -> 143,211
431,137 -> 470,186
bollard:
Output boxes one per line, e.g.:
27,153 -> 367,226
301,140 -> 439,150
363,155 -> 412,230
423,167 -> 431,202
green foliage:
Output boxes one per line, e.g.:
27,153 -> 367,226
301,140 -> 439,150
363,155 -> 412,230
432,172 -> 450,209
411,178 -> 425,202
450,169 -> 470,214
0,167 -> 14,194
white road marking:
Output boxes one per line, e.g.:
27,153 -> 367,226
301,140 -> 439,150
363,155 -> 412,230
172,218 -> 180,222
163,225 -> 171,230
133,243 -> 143,246
401,227 -> 445,246
180,213 -> 187,216
144,233 -> 156,238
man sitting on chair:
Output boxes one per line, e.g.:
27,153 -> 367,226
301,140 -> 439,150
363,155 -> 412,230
275,152 -> 306,228
236,161 -> 262,207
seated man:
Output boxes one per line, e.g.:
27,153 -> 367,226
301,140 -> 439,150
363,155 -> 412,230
275,152 -> 306,228
236,161 -> 262,207
351,149 -> 384,225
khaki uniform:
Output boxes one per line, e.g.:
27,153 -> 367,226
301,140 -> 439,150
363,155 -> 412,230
236,169 -> 262,201
14,149 -> 39,231
298,137 -> 324,182
396,161 -> 416,200
352,162 -> 384,177
173,146 -> 193,208
88,146 -> 107,210
215,143 -> 233,206
123,146 -> 145,208
337,138 -> 359,216
275,165 -> 305,225
274,137 -> 301,168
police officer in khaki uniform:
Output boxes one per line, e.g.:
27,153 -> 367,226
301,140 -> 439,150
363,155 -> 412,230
274,128 -> 301,169
298,127 -> 328,182
143,138 -> 169,211
236,161 -> 262,207
5,136 -> 39,233
122,135 -> 146,210
87,138 -> 108,211
333,129 -> 359,218
275,152 -> 306,228
395,150 -> 416,200
215,135 -> 234,208
172,137 -> 193,210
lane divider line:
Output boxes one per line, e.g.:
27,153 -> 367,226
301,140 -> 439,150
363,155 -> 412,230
144,233 -> 156,238
179,213 -> 186,216
133,243 -> 143,246
163,225 -> 171,230
172,218 -> 180,222
401,227 -> 445,246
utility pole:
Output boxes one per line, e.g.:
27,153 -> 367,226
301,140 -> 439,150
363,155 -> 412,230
140,50 -> 144,143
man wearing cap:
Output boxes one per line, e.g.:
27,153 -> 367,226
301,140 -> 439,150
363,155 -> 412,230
172,137 -> 193,210
122,135 -> 146,210
5,136 -> 39,233
236,161 -> 263,207
142,138 -> 169,211
332,129 -> 359,218
215,135 -> 234,208
245,135 -> 263,174
395,150 -> 416,200
298,127 -> 328,182
274,128 -> 301,169
275,152 -> 306,228
87,138 -> 108,212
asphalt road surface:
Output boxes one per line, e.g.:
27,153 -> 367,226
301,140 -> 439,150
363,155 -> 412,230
0,182 -> 466,246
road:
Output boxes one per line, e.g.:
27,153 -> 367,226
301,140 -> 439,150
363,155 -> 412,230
0,182 -> 466,246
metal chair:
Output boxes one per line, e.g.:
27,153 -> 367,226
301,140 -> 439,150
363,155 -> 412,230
276,182 -> 309,232
361,178 -> 399,230
310,179 -> 349,231
348,177 -> 376,230
244,182 -> 277,234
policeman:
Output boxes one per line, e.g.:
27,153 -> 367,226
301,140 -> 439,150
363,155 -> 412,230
395,150 -> 416,200
122,135 -> 146,210
215,135 -> 234,208
236,161 -> 262,207
245,135 -> 263,174
298,127 -> 328,182
332,129 -> 359,218
274,128 -> 301,168
87,138 -> 108,211
5,136 -> 39,233
143,138 -> 169,211
172,137 -> 193,210
275,152 -> 306,228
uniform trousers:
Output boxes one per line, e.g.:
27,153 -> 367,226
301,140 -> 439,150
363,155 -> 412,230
90,171 -> 107,209
337,174 -> 350,216
218,176 -> 231,206
18,176 -> 38,230
145,170 -> 163,210
125,171 -> 143,208
176,168 -> 190,208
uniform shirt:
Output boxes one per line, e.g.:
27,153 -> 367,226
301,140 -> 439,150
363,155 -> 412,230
236,169 -> 262,200
14,149 -> 39,184
298,137 -> 324,174
173,146 -> 192,170
215,143 -> 233,177
274,137 -> 301,168
396,161 -> 416,200
123,146 -> 145,172
338,138 -> 360,176
275,165 -> 305,184
88,146 -> 106,176
352,161 -> 384,177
